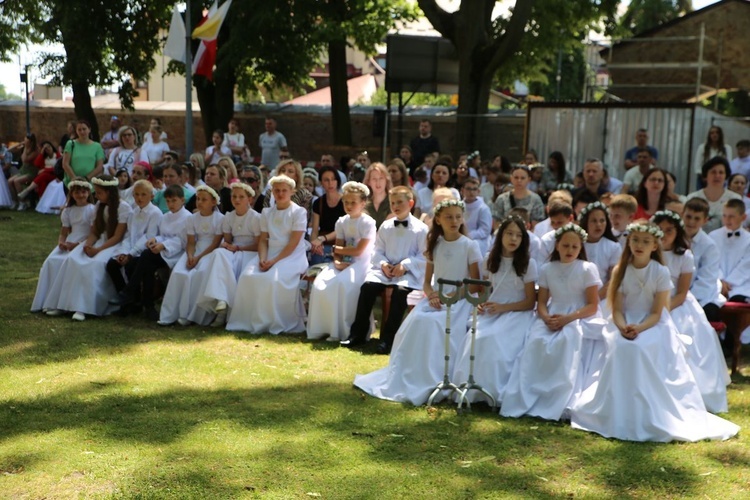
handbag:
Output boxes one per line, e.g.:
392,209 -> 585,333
54,141 -> 74,180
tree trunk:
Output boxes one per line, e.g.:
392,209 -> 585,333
72,81 -> 99,141
195,79 -> 217,147
214,71 -> 236,140
328,39 -> 352,146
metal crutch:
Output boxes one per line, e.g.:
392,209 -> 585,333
426,278 -> 464,407
457,278 -> 495,411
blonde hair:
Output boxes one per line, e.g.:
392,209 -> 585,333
363,162 -> 393,195
548,189 -> 573,205
132,179 -> 154,192
275,159 -> 304,186
607,222 -> 664,309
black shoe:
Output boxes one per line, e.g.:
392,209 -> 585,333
376,341 -> 392,355
144,306 -> 159,321
109,291 -> 131,306
340,336 -> 366,348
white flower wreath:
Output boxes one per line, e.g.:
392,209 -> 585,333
342,181 -> 371,198
67,180 -> 92,191
577,201 -> 608,222
229,181 -> 255,198
626,222 -> 664,239
556,183 -> 576,192
196,184 -> 221,203
554,222 -> 588,242
433,198 -> 465,216
91,177 -> 118,187
268,174 -> 296,190
650,210 -> 684,228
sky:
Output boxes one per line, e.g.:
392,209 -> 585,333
0,0 -> 722,100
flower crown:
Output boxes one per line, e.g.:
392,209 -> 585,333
650,210 -> 684,228
578,201 -> 608,222
433,198 -> 465,216
268,174 -> 296,190
196,184 -> 220,203
68,180 -> 92,191
467,150 -> 480,161
92,177 -> 118,187
229,181 -> 255,198
556,183 -> 576,192
341,181 -> 371,198
554,222 -> 588,242
626,222 -> 664,239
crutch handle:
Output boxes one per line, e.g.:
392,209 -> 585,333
463,278 -> 491,305
436,278 -> 463,306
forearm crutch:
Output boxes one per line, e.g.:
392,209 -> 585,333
426,278 -> 464,407
457,278 -> 495,411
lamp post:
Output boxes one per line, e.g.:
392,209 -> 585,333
20,66 -> 30,135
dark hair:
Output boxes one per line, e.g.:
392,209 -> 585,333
164,184 -> 185,199
40,140 -> 55,158
65,176 -> 93,208
684,197 -> 710,217
703,126 -> 728,162
726,198 -> 746,215
728,173 -> 748,193
737,139 -> 750,149
572,189 -> 598,207
92,175 -> 120,239
508,206 -> 530,223
427,162 -> 454,190
487,216 -> 530,276
701,156 -> 730,179
550,228 -> 588,262
318,165 -> 341,189
548,201 -> 574,218
152,165 -> 164,180
578,205 -> 617,243
548,151 -> 567,184
635,168 -> 669,209
651,211 -> 689,255
116,168 -> 132,189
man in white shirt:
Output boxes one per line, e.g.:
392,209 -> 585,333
730,140 -> 750,182
622,148 -> 653,194
259,117 -> 287,168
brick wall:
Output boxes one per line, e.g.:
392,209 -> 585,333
0,104 -> 526,164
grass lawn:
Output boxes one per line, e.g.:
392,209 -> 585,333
1,210 -> 749,499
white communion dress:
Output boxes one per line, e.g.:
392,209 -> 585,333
570,260 -> 740,442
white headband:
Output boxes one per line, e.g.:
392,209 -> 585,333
229,181 -> 255,198
342,181 -> 370,198
268,174 -> 296,190
68,180 -> 92,191
92,177 -> 118,187
196,184 -> 220,203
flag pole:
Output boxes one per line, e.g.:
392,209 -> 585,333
185,0 -> 193,156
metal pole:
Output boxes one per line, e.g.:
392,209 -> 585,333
185,0 -> 194,156
24,66 -> 31,135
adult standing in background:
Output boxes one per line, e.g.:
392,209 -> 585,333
259,117 -> 287,168
58,120 -> 76,155
624,128 -> 658,170
686,157 -> 741,233
62,120 -> 105,187
106,126 -> 142,176
100,116 -> 121,158
695,126 -> 733,175
409,120 -> 440,176
222,119 -> 246,160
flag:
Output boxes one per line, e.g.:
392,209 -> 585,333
192,38 -> 218,80
192,0 -> 232,41
164,5 -> 186,63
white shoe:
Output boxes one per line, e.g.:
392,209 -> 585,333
46,309 -> 64,316
72,312 -> 86,321
215,300 -> 228,312
210,311 -> 227,327
177,318 -> 191,326
157,320 -> 173,326
17,201 -> 28,211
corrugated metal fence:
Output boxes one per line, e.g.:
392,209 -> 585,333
526,103 -> 750,195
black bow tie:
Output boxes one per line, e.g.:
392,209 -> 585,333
728,231 -> 741,238
394,219 -> 408,228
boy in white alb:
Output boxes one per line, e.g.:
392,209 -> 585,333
461,177 -> 492,255
608,194 -> 637,248
683,198 -> 725,322
537,202 -> 575,264
709,199 -> 750,304
342,186 -> 429,354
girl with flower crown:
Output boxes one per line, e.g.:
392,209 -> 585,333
307,181 -> 377,342
31,177 -> 95,312
158,184 -> 224,326
354,198 -> 482,405
570,222 -> 739,442
44,175 -> 131,320
651,210 -> 730,413
578,202 -> 622,302
501,223 -> 604,421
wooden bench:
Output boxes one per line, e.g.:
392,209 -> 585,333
718,302 -> 750,375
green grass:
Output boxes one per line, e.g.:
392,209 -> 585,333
1,210 -> 749,499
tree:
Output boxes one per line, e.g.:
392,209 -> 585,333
617,0 -> 693,36
5,0 -> 173,140
417,0 -> 619,152
0,83 -> 22,101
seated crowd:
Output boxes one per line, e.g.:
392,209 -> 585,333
12,116 -> 749,444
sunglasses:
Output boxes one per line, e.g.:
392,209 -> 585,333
243,177 -> 259,183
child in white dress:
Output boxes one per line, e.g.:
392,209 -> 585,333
31,178 -> 95,311
452,215 -> 537,405
44,175 -> 131,320
501,223 -> 603,421
354,199 -> 482,405
578,202 -> 622,301
651,210 -> 730,413
158,185 -> 224,326
196,182 -> 261,327
307,181 -> 377,341
571,223 -> 740,442
226,174 -> 309,334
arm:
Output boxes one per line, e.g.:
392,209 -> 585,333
423,261 -> 442,309
670,272 -> 692,310
188,234 -> 223,269
88,156 -> 105,180
58,226 -> 73,251
547,284 -> 599,330
185,234 -> 197,266
598,267 -> 614,300
333,237 -> 371,257
85,222 -> 127,256
481,281 -> 536,315
259,230 -> 304,271
62,150 -> 75,180
537,287 -> 551,324
624,289 -> 670,340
